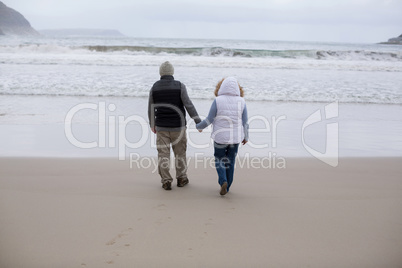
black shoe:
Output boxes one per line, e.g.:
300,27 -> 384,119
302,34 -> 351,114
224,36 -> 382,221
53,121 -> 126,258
220,182 -> 228,196
162,181 -> 172,190
177,178 -> 189,187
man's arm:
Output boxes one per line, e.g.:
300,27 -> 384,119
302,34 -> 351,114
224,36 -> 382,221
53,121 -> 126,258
181,83 -> 201,124
148,89 -> 156,133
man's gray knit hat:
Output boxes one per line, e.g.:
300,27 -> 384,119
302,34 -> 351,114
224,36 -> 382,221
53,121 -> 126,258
159,61 -> 174,76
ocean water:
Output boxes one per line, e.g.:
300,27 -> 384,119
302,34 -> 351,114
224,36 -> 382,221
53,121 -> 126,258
1,36 -> 402,104
1,36 -> 402,158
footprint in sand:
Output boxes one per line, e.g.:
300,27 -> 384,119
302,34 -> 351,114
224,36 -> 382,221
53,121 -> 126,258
155,216 -> 172,226
105,227 -> 134,264
187,247 -> 194,258
154,203 -> 167,211
105,228 -> 133,246
225,207 -> 236,214
204,218 -> 214,226
106,239 -> 116,246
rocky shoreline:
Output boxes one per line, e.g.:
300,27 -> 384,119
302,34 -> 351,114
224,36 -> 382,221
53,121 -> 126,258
380,34 -> 402,45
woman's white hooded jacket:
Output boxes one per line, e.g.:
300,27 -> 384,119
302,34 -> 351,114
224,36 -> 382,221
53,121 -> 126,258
196,77 -> 248,144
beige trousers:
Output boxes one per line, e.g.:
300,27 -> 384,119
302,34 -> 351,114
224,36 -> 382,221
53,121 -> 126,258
156,128 -> 187,184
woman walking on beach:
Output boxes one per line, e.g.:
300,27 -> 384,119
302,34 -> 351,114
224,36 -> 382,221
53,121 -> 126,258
196,77 -> 249,195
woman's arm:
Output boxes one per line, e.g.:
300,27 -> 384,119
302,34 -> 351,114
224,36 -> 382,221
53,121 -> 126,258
196,100 -> 217,130
242,104 -> 249,144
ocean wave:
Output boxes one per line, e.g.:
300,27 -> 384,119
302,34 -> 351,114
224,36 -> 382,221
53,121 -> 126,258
84,45 -> 402,61
2,56 -> 401,73
1,44 -> 402,62
316,50 -> 402,61
2,38 -> 401,107
83,45 -> 319,58
1,91 -> 401,105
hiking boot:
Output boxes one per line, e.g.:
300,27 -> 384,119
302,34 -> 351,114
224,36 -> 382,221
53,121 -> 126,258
220,182 -> 228,196
162,181 -> 172,190
177,178 -> 189,187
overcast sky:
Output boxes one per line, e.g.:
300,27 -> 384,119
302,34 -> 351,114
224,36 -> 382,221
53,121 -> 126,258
4,0 -> 402,43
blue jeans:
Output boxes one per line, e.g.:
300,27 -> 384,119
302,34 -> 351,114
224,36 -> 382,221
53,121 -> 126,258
214,142 -> 239,192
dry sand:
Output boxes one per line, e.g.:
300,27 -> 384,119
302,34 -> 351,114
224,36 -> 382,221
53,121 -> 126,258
0,157 -> 401,268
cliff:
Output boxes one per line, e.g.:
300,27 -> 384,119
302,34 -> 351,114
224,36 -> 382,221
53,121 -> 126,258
380,34 -> 402,45
0,1 -> 39,36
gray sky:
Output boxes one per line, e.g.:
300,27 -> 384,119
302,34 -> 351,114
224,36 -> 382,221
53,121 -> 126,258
4,0 -> 402,43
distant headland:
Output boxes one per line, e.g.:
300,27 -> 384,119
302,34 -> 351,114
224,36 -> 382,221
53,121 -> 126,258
0,1 -> 124,38
39,28 -> 125,37
0,1 -> 39,36
380,34 -> 402,45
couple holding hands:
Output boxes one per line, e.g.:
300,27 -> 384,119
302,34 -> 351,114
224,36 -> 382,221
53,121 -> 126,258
148,61 -> 249,196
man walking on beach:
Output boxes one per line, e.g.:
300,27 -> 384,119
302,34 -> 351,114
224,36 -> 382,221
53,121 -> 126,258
148,61 -> 201,190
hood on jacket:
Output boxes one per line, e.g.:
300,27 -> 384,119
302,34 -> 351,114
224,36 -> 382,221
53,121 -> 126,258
217,77 -> 240,97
